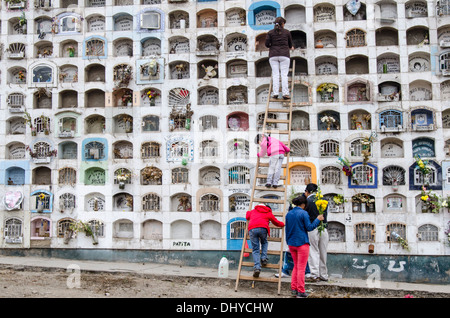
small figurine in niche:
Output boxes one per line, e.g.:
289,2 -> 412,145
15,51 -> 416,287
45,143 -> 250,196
201,64 -> 218,80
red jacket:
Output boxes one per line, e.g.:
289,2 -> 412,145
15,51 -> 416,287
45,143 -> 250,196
246,205 -> 285,236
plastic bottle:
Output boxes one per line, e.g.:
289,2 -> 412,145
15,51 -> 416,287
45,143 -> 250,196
218,256 -> 229,278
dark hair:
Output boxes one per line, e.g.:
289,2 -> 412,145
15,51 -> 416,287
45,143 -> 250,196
254,134 -> 266,144
305,183 -> 318,193
292,195 -> 307,207
274,17 -> 286,34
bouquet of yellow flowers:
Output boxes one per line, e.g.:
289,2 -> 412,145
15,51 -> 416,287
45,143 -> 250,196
314,185 -> 328,235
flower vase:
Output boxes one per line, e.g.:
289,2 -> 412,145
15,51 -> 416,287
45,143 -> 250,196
119,181 -> 125,190
422,205 -> 429,213
69,50 -> 75,57
91,234 -> 98,245
127,101 -> 132,107
361,204 -> 366,213
315,40 -> 324,48
392,181 -> 398,192
63,230 -> 73,244
37,202 -> 44,212
150,98 -> 155,106
327,123 -> 331,130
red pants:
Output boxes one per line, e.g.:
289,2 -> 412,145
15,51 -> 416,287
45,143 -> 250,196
288,244 -> 310,293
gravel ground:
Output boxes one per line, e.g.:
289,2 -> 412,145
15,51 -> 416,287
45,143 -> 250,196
0,265 -> 446,299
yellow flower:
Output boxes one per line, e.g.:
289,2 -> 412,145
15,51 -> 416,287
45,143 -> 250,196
315,199 -> 328,213
421,195 -> 429,201
39,193 -> 45,200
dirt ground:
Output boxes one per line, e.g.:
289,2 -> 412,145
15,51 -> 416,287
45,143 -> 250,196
0,265 -> 445,298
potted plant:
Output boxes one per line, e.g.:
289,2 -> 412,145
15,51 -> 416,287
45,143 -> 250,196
18,12 -> 27,33
67,45 -> 75,57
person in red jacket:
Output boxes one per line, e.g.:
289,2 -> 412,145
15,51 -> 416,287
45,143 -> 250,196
246,204 -> 285,277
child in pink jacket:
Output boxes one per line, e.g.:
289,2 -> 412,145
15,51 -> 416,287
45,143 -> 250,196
255,134 -> 290,188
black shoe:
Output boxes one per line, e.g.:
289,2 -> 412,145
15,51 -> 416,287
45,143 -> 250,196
261,259 -> 268,266
296,292 -> 308,298
271,95 -> 278,99
253,269 -> 260,278
272,185 -> 278,189
283,95 -> 291,100
265,183 -> 272,188
291,289 -> 298,297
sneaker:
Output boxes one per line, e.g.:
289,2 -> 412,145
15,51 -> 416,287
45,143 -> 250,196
291,289 -> 298,297
261,259 -> 268,266
296,292 -> 308,298
253,269 -> 260,278
265,183 -> 272,188
283,95 -> 291,100
319,277 -> 329,282
275,272 -> 290,278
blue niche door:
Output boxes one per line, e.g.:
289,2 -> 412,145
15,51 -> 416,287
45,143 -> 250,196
227,217 -> 249,251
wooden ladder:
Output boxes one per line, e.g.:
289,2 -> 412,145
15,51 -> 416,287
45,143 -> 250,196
235,60 -> 296,295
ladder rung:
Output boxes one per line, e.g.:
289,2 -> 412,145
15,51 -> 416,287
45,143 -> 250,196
238,275 -> 280,283
267,108 -> 291,113
258,162 -> 287,168
265,118 -> 290,124
254,186 -> 286,192
256,174 -> 286,180
245,248 -> 282,256
264,130 -> 290,134
241,261 -> 280,269
252,197 -> 285,204
272,211 -> 285,217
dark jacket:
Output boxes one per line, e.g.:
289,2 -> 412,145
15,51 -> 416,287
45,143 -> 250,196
303,194 -> 328,226
285,206 -> 320,247
265,28 -> 293,58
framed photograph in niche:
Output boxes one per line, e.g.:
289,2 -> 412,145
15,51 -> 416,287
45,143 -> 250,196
409,54 -> 430,72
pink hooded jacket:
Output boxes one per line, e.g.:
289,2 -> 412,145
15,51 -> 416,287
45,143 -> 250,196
257,136 -> 290,157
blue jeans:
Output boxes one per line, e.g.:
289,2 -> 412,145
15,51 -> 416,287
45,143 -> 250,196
282,251 -> 294,275
249,228 -> 268,270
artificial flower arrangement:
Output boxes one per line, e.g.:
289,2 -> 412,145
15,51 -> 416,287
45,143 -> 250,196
333,194 -> 347,206
352,193 -> 375,204
317,83 -> 338,101
445,221 -> 450,247
337,157 -> 355,181
18,70 -> 25,82
414,154 -> 431,176
390,231 -> 410,251
420,186 -> 444,213
320,115 -> 336,124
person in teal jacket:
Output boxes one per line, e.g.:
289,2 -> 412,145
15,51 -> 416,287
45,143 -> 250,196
285,196 -> 323,298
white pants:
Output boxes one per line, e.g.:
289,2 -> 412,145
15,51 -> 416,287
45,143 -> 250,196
269,56 -> 290,96
266,154 -> 284,185
307,228 -> 329,280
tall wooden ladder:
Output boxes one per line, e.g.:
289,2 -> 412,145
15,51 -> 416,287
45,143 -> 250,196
235,60 -> 296,295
